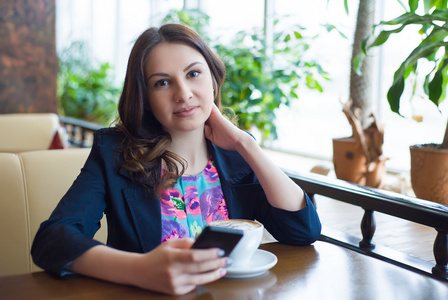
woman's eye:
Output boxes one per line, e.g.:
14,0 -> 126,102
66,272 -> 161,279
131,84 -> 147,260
188,70 -> 200,78
154,79 -> 169,87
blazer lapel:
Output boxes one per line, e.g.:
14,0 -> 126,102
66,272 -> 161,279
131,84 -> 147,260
122,187 -> 161,252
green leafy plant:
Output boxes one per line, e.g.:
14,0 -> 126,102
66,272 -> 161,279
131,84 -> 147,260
57,41 -> 121,126
358,0 -> 448,147
216,24 -> 330,142
162,9 -> 211,43
162,10 -> 331,143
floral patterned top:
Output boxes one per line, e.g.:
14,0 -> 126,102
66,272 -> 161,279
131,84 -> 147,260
160,156 -> 229,242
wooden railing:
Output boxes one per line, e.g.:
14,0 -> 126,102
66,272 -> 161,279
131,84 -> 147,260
59,116 -> 103,148
286,170 -> 448,281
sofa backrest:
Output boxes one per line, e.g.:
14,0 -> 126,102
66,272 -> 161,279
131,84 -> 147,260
0,149 -> 107,276
0,153 -> 29,276
0,113 -> 60,153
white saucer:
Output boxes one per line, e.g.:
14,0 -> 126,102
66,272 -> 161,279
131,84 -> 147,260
225,249 -> 277,278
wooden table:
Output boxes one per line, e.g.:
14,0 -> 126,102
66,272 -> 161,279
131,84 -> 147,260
1,241 -> 448,299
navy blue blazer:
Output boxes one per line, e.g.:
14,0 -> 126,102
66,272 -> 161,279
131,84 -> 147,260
31,128 -> 321,276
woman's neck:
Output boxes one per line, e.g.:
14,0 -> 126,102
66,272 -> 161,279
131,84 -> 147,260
167,129 -> 209,175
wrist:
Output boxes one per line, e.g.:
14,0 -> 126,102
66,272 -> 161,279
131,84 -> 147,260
235,132 -> 258,157
126,252 -> 146,286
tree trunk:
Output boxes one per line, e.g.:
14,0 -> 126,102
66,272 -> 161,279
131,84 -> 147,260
350,0 -> 375,127
442,119 -> 448,149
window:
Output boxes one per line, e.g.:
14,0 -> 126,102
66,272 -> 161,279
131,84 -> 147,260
56,0 -> 448,173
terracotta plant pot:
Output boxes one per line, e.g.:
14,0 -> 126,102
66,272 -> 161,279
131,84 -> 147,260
333,137 -> 386,188
333,137 -> 366,183
410,144 -> 448,205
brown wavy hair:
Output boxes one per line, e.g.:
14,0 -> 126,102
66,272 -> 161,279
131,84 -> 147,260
115,23 -> 226,194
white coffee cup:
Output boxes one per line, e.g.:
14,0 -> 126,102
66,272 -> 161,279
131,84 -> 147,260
209,219 -> 264,268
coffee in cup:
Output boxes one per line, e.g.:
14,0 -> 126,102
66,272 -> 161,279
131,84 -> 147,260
209,219 -> 263,268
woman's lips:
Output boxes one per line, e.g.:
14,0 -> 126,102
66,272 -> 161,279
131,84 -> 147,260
173,106 -> 198,117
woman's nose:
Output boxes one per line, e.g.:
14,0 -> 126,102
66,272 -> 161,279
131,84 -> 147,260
174,81 -> 193,102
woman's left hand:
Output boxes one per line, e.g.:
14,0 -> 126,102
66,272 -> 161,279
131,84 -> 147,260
204,105 -> 245,151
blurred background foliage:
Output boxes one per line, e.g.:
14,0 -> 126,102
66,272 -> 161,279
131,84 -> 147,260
57,41 -> 121,126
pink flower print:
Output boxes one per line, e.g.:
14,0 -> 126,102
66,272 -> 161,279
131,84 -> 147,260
160,189 -> 177,217
161,188 -> 187,220
185,186 -> 201,215
204,160 -> 219,183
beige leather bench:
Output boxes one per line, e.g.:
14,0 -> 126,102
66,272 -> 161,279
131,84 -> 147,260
0,113 -> 60,153
0,149 -> 107,276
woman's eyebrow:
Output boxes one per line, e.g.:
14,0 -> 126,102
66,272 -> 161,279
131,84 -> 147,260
183,61 -> 204,72
146,72 -> 168,82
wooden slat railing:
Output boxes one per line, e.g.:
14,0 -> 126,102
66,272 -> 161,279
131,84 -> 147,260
285,170 -> 448,281
59,116 -> 103,148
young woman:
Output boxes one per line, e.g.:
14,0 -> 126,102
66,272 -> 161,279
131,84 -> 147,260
32,23 -> 321,296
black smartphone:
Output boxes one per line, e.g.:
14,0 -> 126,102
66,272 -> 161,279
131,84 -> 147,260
192,226 -> 244,256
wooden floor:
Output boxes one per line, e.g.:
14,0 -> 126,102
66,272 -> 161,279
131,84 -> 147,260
264,148 -> 437,265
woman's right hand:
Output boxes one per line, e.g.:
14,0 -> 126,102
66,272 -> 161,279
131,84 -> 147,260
130,238 -> 229,295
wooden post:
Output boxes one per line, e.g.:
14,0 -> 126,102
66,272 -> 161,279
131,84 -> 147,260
359,209 -> 376,249
432,229 -> 448,280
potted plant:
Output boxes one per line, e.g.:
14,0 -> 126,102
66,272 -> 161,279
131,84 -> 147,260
360,0 -> 448,204
333,0 -> 387,188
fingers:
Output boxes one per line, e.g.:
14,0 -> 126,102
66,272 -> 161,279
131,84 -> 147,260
164,239 -> 229,272
165,238 -> 224,261
183,267 -> 227,286
173,264 -> 227,294
170,268 -> 226,296
205,104 -> 219,124
204,107 -> 242,150
186,254 -> 229,274
204,124 -> 212,140
134,242 -> 228,295
189,247 -> 224,261
178,248 -> 228,269
161,246 -> 228,294
207,104 -> 228,126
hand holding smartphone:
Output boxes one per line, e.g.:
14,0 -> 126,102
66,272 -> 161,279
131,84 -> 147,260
192,226 -> 243,256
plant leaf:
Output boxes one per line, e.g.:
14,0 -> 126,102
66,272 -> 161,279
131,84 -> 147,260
428,58 -> 448,105
423,0 -> 440,12
387,73 -> 405,114
369,28 -> 402,48
409,0 -> 419,12
387,42 -> 447,113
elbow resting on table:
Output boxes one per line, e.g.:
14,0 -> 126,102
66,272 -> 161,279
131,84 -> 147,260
289,222 -> 322,246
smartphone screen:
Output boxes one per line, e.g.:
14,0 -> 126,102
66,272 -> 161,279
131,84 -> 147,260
192,226 -> 244,256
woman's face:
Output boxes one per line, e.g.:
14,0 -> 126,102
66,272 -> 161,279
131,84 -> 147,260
145,42 -> 215,135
